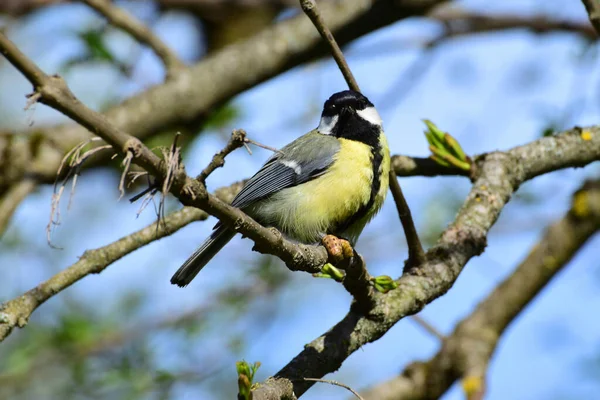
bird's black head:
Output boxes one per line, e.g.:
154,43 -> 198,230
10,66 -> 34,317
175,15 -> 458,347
321,90 -> 373,118
317,90 -> 382,147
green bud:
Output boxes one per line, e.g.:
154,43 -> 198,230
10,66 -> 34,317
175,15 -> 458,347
371,275 -> 398,293
423,119 -> 446,142
236,360 -> 261,400
236,361 -> 252,379
319,263 -> 345,282
430,154 -> 451,167
423,120 -> 471,171
443,133 -> 467,162
429,145 -> 471,171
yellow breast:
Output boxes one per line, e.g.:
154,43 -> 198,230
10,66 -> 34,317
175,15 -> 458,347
257,138 -> 375,243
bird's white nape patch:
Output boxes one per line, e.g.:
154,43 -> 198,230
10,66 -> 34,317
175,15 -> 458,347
317,115 -> 339,135
281,159 -> 302,175
357,107 -> 382,126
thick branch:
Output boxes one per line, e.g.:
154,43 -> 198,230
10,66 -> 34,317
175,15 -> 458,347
2,2 -> 595,230
361,180 -> 600,400
0,27 -> 329,277
252,129 -> 600,399
80,0 -> 185,78
16,0 -> 445,175
0,0 -> 446,231
2,7 -> 600,397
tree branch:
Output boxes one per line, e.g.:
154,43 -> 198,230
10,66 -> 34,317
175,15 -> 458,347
392,155 -> 469,177
197,129 -> 247,183
0,178 -> 36,237
2,1 -> 595,231
1,27 -> 331,279
431,7 -> 598,40
361,179 -> 600,400
1,0 -> 447,232
251,130 -> 600,399
3,28 -> 600,368
0,181 -> 244,342
0,272 -> 272,383
390,173 -> 426,267
300,0 -> 361,92
80,0 -> 185,78
580,0 -> 600,36
299,0 -> 426,268
2,5 -> 600,397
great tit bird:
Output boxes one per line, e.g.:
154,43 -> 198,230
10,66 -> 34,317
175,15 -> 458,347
171,90 -> 390,287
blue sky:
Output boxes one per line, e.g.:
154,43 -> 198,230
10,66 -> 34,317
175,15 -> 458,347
1,1 -> 600,399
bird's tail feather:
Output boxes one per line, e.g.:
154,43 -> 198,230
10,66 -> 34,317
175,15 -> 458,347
170,226 -> 235,287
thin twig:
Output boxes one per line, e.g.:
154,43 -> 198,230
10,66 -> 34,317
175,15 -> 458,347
136,190 -> 157,218
118,151 -> 133,200
303,378 -> 364,400
48,138 -> 111,246
299,0 -> 426,270
80,0 -> 185,78
24,91 -> 40,110
127,171 -> 148,187
197,129 -> 247,183
410,314 -> 445,341
244,137 -> 281,155
390,169 -> 426,269
300,0 -> 360,92
156,133 -> 182,224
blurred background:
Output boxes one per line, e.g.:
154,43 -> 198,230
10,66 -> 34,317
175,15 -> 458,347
1,0 -> 599,399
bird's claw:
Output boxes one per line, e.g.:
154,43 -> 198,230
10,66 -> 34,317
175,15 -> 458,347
322,234 -> 354,264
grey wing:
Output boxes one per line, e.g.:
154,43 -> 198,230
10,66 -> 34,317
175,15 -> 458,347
231,132 -> 340,209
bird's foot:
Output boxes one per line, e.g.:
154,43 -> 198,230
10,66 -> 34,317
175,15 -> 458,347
322,235 -> 354,264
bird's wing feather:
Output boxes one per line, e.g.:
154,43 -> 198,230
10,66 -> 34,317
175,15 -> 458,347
231,131 -> 340,209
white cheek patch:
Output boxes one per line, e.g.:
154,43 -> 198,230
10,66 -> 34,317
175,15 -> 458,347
317,114 -> 339,135
357,106 -> 383,126
281,159 -> 302,175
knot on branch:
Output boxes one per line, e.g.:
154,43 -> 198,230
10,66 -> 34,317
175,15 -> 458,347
300,0 -> 316,12
122,137 -> 144,159
182,178 -> 207,202
36,74 -> 77,105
